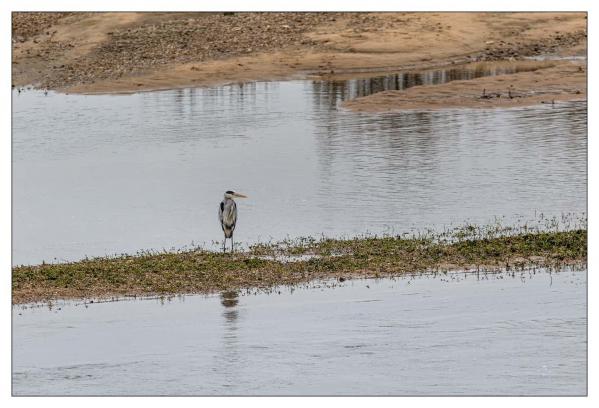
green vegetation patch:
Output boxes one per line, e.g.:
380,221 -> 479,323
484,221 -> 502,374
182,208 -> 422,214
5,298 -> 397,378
12,228 -> 586,304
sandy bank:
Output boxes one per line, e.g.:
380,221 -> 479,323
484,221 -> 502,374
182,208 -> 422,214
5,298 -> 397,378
12,12 -> 586,96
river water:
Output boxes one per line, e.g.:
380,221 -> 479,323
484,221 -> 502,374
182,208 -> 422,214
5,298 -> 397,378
12,66 -> 587,265
12,268 -> 586,396
12,64 -> 587,396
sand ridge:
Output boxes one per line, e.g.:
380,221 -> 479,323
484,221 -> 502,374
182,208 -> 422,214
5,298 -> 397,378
12,12 -> 587,102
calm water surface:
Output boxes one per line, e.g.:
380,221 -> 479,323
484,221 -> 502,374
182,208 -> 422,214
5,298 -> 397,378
12,268 -> 586,395
12,73 -> 587,265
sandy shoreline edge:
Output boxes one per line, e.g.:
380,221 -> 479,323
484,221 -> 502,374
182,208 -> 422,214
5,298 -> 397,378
12,12 -> 587,110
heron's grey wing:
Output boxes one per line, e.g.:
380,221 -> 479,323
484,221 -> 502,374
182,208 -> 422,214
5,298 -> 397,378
227,201 -> 237,230
221,200 -> 237,238
218,201 -> 225,230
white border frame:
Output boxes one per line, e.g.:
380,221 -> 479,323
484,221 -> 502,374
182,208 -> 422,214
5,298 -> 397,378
2,1 -> 594,406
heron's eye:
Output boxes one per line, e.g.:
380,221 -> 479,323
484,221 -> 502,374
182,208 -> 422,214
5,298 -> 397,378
225,190 -> 234,194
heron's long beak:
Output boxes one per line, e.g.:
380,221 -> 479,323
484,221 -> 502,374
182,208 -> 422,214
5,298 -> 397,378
233,192 -> 248,198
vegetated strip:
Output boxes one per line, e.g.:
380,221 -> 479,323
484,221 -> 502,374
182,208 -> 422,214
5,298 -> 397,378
12,229 -> 586,304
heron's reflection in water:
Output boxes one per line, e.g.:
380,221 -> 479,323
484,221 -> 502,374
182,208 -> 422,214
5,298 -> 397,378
218,290 -> 241,387
220,290 -> 239,323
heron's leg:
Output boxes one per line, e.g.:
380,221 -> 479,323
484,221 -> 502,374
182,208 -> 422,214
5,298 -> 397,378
231,235 -> 234,252
223,238 -> 226,253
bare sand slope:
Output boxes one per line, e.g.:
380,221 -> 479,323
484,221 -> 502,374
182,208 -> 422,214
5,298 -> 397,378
12,12 -> 586,98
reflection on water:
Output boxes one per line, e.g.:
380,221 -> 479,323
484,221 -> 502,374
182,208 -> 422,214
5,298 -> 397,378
12,268 -> 587,395
220,290 -> 240,309
314,62 -> 539,105
219,290 -> 240,389
12,72 -> 586,265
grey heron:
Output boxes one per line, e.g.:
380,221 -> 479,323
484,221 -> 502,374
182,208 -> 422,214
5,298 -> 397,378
218,190 -> 247,252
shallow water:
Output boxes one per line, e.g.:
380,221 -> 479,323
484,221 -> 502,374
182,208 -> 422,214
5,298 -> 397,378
12,70 -> 587,265
12,268 -> 586,396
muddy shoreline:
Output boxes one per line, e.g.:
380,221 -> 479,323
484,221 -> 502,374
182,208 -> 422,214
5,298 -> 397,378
12,12 -> 587,107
